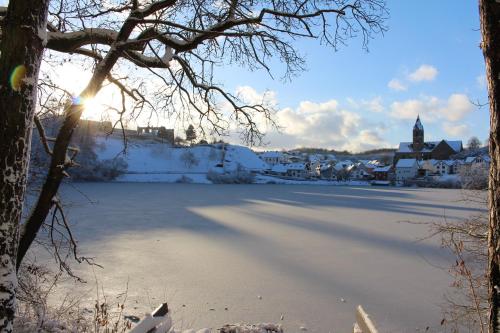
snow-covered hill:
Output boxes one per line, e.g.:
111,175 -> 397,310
95,136 -> 269,183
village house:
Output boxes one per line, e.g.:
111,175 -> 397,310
373,165 -> 392,181
420,159 -> 438,175
462,155 -> 491,172
359,160 -> 381,176
395,158 -> 419,183
318,163 -> 336,179
435,160 -> 455,175
286,163 -> 308,179
269,163 -> 288,176
260,151 -> 286,166
347,163 -> 372,180
394,116 -> 463,164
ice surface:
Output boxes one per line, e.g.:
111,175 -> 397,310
48,184 -> 483,332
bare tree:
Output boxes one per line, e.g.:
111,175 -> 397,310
479,1 -> 500,332
0,0 -> 387,329
469,136 -> 482,151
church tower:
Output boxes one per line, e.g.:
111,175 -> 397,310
413,115 -> 424,151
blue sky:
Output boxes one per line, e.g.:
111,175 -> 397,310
0,0 -> 486,152
213,0 -> 488,151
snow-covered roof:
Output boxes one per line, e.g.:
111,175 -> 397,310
286,163 -> 307,170
396,158 -> 417,168
373,166 -> 391,172
334,164 -> 345,171
271,164 -> 287,173
363,160 -> 381,168
260,151 -> 283,158
465,156 -> 476,163
446,141 -> 463,152
397,140 -> 462,153
309,154 -> 325,163
326,154 -> 337,161
319,163 -> 332,171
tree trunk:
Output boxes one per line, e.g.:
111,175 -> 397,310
480,1 -> 500,332
0,0 -> 49,331
16,6 -> 142,267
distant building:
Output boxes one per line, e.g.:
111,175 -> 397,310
286,163 -> 308,178
395,158 -> 419,183
260,151 -> 286,166
270,164 -> 288,176
137,126 -> 174,144
373,165 -> 392,181
347,163 -> 371,180
461,155 -> 491,173
394,116 -> 463,164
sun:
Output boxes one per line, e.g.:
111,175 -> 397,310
81,91 -> 113,120
82,97 -> 101,118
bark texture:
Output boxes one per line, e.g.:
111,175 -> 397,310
0,0 -> 49,331
480,0 -> 500,332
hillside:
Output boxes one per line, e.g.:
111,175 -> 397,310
95,136 -> 268,182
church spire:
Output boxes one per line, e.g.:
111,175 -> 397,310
413,115 -> 424,151
414,115 -> 423,131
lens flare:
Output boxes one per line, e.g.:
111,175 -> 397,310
9,65 -> 27,92
72,96 -> 84,106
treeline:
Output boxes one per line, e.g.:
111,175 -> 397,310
290,147 -> 396,156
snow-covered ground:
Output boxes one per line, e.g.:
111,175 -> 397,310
50,184 -> 483,332
95,137 -> 268,183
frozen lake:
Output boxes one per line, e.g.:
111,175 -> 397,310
51,183 -> 483,332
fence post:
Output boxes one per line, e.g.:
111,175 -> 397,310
354,305 -> 378,333
129,303 -> 171,333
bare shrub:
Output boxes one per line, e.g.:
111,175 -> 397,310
15,261 -> 133,333
207,166 -> 255,184
180,151 -> 199,169
425,190 -> 488,332
176,175 -> 193,183
72,157 -> 128,181
460,167 -> 489,190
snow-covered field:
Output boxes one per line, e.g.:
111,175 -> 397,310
52,184 -> 483,332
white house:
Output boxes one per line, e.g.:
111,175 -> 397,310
395,158 -> 419,183
286,163 -> 308,178
260,151 -> 286,166
460,155 -> 491,174
270,163 -> 288,176
347,163 -> 371,180
435,160 -> 454,175
421,159 -> 438,175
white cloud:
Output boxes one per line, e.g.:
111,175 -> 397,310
363,96 -> 385,113
268,99 -> 389,152
443,122 -> 469,137
388,79 -> 407,91
390,93 -> 473,123
235,85 -> 277,107
347,96 -> 384,113
408,64 -> 438,82
441,94 -> 474,122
